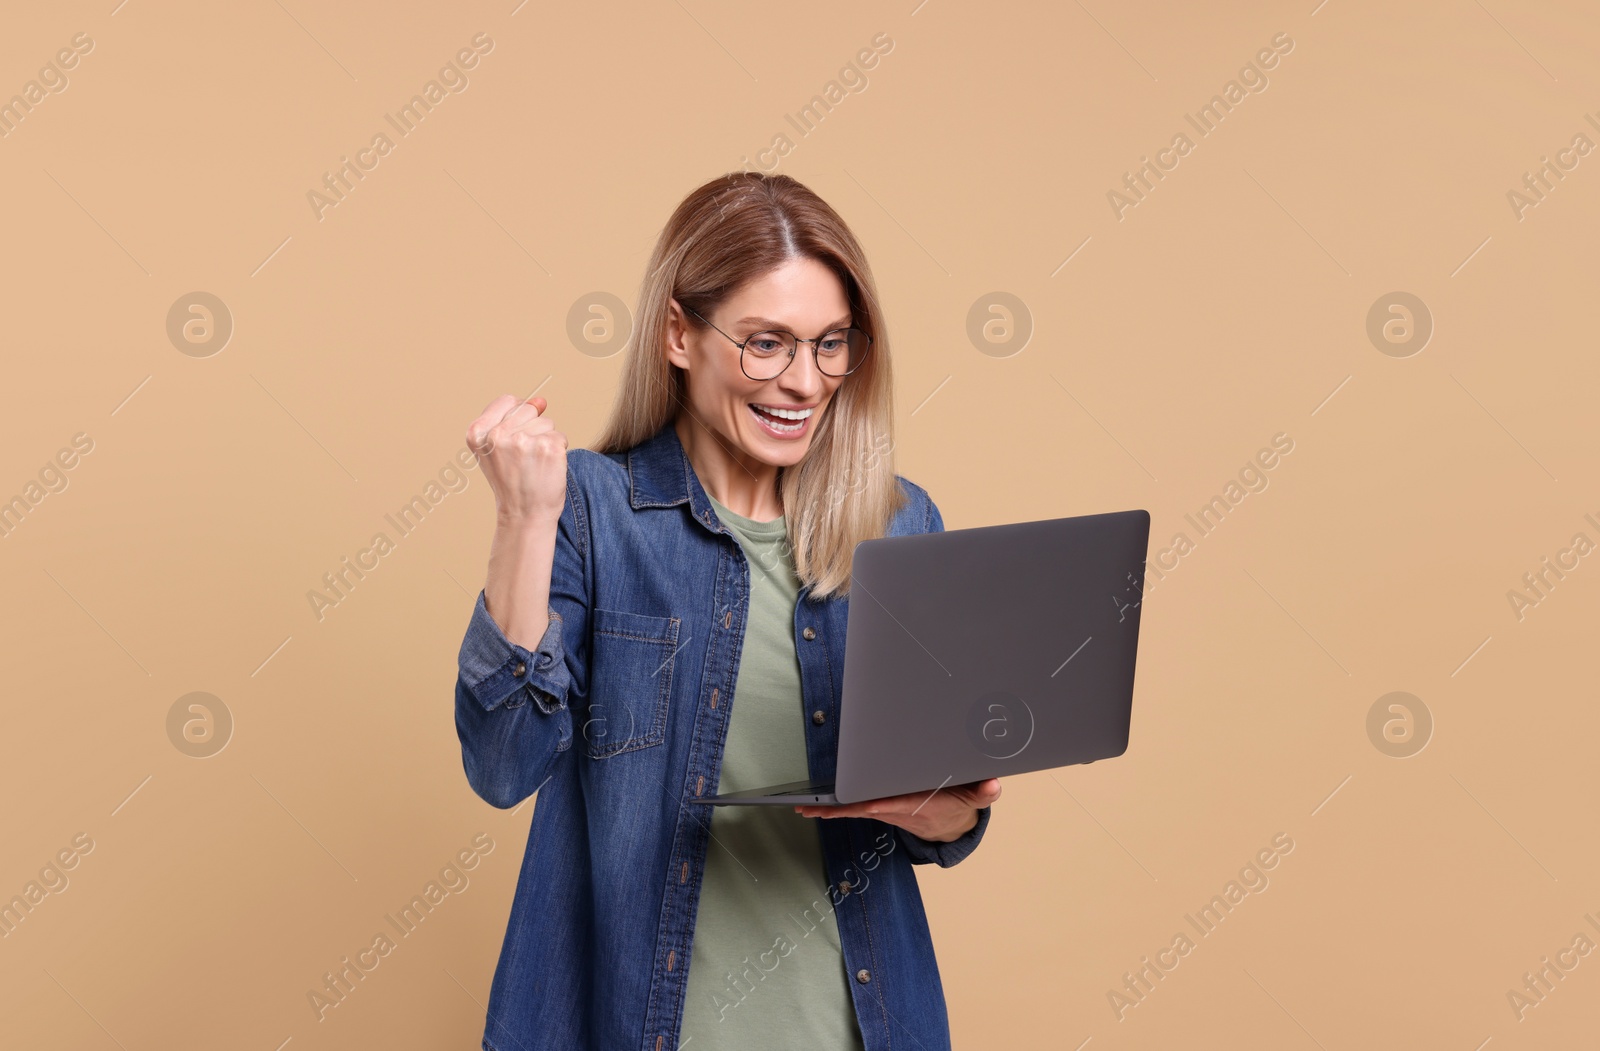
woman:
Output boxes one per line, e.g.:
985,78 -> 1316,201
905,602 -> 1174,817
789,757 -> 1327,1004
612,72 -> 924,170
455,171 -> 1001,1051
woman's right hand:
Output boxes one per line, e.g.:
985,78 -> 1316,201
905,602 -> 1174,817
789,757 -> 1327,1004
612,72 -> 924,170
467,394 -> 569,527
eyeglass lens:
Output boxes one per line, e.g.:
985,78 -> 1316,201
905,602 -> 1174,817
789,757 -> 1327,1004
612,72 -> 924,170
742,329 -> 869,378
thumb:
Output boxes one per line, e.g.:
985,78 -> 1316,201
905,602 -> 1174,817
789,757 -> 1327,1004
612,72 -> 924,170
527,395 -> 548,414
965,778 -> 1002,805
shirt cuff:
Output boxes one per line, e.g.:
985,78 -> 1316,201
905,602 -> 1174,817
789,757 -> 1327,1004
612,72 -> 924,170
894,805 -> 992,868
457,589 -> 570,714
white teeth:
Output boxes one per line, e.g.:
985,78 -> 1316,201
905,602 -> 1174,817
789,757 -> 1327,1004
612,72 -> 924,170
752,405 -> 813,420
749,404 -> 807,432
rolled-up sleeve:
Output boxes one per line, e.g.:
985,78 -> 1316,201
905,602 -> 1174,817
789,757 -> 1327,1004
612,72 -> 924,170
894,805 -> 992,867
454,461 -> 590,809
458,593 -> 570,715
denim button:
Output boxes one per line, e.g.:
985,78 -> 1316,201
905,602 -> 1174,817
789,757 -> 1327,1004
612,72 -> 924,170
802,627 -> 816,641
513,661 -> 527,676
837,880 -> 851,895
812,710 -> 825,725
855,968 -> 871,983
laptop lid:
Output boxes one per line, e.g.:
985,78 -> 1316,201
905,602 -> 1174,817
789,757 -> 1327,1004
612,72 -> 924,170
832,509 -> 1150,803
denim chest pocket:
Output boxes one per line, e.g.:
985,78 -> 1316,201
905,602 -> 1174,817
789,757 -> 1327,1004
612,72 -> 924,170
583,607 -> 681,758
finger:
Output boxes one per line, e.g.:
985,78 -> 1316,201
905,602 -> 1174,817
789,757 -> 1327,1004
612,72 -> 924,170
467,394 -> 521,451
959,778 -> 1002,807
516,396 -> 556,443
797,802 -> 875,819
480,398 -> 555,456
495,395 -> 553,435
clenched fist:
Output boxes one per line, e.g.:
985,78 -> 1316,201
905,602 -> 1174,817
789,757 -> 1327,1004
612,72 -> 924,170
467,394 -> 569,526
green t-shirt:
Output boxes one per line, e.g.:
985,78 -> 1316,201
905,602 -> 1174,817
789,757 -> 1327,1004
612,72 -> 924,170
678,495 -> 866,1051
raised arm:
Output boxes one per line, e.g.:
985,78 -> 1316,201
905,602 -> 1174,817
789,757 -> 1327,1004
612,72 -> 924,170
454,395 -> 590,808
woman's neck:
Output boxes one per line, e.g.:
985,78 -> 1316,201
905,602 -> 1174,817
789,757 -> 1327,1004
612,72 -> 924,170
674,413 -> 783,521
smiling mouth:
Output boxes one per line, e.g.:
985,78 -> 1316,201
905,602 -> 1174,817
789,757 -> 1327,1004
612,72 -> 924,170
749,403 -> 814,436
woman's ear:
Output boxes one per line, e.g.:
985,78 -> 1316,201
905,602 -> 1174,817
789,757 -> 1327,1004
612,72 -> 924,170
664,297 -> 692,371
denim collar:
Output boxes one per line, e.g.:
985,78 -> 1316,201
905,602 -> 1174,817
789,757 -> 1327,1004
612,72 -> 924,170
625,419 -> 726,536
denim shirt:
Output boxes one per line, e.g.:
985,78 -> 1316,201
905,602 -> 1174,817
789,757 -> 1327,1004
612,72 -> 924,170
454,420 -> 992,1051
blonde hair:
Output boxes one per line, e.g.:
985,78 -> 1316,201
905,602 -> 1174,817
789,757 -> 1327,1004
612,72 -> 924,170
593,171 -> 906,599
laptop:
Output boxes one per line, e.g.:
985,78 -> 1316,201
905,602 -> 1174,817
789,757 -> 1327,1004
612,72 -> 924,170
689,508 -> 1150,806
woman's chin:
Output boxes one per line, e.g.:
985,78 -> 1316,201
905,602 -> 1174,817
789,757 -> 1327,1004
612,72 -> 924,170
735,420 -> 817,466
742,440 -> 810,469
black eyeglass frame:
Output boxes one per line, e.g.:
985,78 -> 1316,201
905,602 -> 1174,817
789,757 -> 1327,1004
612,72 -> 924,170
684,306 -> 872,381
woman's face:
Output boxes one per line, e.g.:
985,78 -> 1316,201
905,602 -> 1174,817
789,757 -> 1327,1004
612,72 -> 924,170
667,256 -> 852,469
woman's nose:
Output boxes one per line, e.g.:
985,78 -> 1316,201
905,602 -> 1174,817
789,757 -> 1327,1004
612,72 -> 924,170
779,344 -> 824,395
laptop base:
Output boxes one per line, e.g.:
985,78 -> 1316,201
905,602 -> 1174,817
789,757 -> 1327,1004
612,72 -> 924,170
690,778 -> 839,806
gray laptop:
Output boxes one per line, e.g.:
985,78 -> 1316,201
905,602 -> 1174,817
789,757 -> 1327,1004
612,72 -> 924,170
690,508 -> 1150,806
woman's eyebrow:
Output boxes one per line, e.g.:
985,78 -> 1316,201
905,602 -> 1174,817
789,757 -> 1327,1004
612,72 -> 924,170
735,315 -> 854,331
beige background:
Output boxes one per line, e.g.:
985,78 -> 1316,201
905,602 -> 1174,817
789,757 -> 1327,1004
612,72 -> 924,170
3,0 -> 1598,1047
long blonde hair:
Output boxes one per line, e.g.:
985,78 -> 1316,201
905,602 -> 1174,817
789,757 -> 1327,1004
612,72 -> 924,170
593,171 -> 906,599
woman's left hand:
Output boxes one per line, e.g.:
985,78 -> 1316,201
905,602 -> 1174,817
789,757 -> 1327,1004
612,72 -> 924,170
795,778 -> 1001,842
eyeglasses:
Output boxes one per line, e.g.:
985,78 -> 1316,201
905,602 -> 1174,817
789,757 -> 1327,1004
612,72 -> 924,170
685,306 -> 872,381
